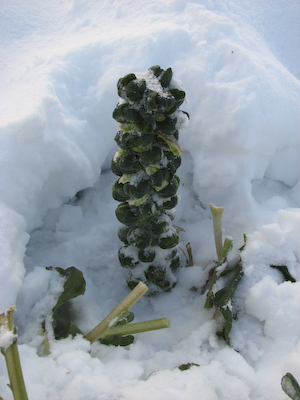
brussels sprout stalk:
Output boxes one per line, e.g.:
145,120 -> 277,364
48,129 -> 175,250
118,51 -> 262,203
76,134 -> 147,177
210,204 -> 224,260
0,306 -> 28,400
112,66 -> 188,293
85,282 -> 148,343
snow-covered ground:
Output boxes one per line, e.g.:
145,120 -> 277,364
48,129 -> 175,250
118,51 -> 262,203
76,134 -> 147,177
1,0 -> 300,399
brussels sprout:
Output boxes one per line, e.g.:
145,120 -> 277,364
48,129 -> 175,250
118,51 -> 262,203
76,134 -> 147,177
157,229 -> 179,249
117,73 -> 136,98
113,103 -> 143,125
167,152 -> 181,170
150,168 -> 170,189
123,178 -> 149,199
144,263 -> 175,291
139,196 -> 162,216
163,195 -> 178,210
149,213 -> 172,236
170,254 -> 181,271
111,156 -> 123,176
156,175 -> 179,198
138,247 -> 156,263
115,202 -> 140,226
117,224 -> 130,245
117,153 -> 141,175
112,180 -> 130,202
140,145 -> 162,167
149,65 -> 163,77
168,88 -> 185,107
138,109 -> 156,134
125,79 -> 146,102
127,227 -> 152,249
156,117 -> 177,136
118,246 -> 139,268
160,67 -> 173,88
145,91 -> 176,113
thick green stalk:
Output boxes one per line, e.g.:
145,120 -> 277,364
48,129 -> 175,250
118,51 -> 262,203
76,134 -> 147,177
100,318 -> 170,338
210,204 -> 224,259
0,307 -> 28,400
85,282 -> 148,343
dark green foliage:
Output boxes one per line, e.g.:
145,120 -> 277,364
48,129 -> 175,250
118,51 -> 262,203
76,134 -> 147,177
112,66 -> 187,293
270,265 -> 296,282
45,266 -> 86,339
178,363 -> 200,371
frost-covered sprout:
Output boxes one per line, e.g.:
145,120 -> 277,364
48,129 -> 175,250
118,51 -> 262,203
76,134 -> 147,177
112,66 -> 186,293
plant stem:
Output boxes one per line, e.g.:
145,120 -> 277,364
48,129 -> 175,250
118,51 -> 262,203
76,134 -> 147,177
186,242 -> 193,266
100,318 -> 170,338
210,204 -> 224,260
85,282 -> 148,343
0,307 -> 28,400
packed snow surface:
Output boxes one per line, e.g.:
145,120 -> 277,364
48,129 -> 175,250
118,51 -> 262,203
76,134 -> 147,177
0,0 -> 300,399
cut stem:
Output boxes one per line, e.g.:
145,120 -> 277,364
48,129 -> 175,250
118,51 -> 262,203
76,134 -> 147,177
210,204 -> 224,260
100,318 -> 170,338
85,282 -> 148,343
0,307 -> 28,400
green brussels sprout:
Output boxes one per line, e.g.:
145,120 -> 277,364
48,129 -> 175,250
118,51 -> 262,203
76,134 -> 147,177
168,88 -> 185,107
150,168 -> 170,189
163,195 -> 178,210
149,65 -> 163,77
125,79 -> 146,102
138,247 -> 156,263
138,109 -> 156,134
156,117 -> 177,136
139,195 -> 163,216
170,254 -> 181,271
118,246 -> 139,268
127,227 -> 152,249
117,152 -> 141,174
113,103 -> 143,125
167,152 -> 181,170
149,213 -> 172,236
140,145 -> 163,167
112,180 -> 130,202
144,263 -> 175,291
159,67 -> 173,88
157,229 -> 179,249
123,178 -> 150,199
117,224 -> 130,245
145,91 -> 176,113
117,73 -> 136,98
111,156 -> 123,176
115,202 -> 140,226
157,175 -> 180,198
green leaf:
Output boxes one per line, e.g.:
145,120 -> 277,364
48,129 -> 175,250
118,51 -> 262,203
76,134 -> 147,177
178,363 -> 199,371
281,373 -> 300,399
214,262 -> 243,309
270,265 -> 296,283
46,266 -> 86,332
99,335 -> 134,347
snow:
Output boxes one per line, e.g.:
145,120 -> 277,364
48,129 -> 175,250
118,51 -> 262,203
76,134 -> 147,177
0,0 -> 300,399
